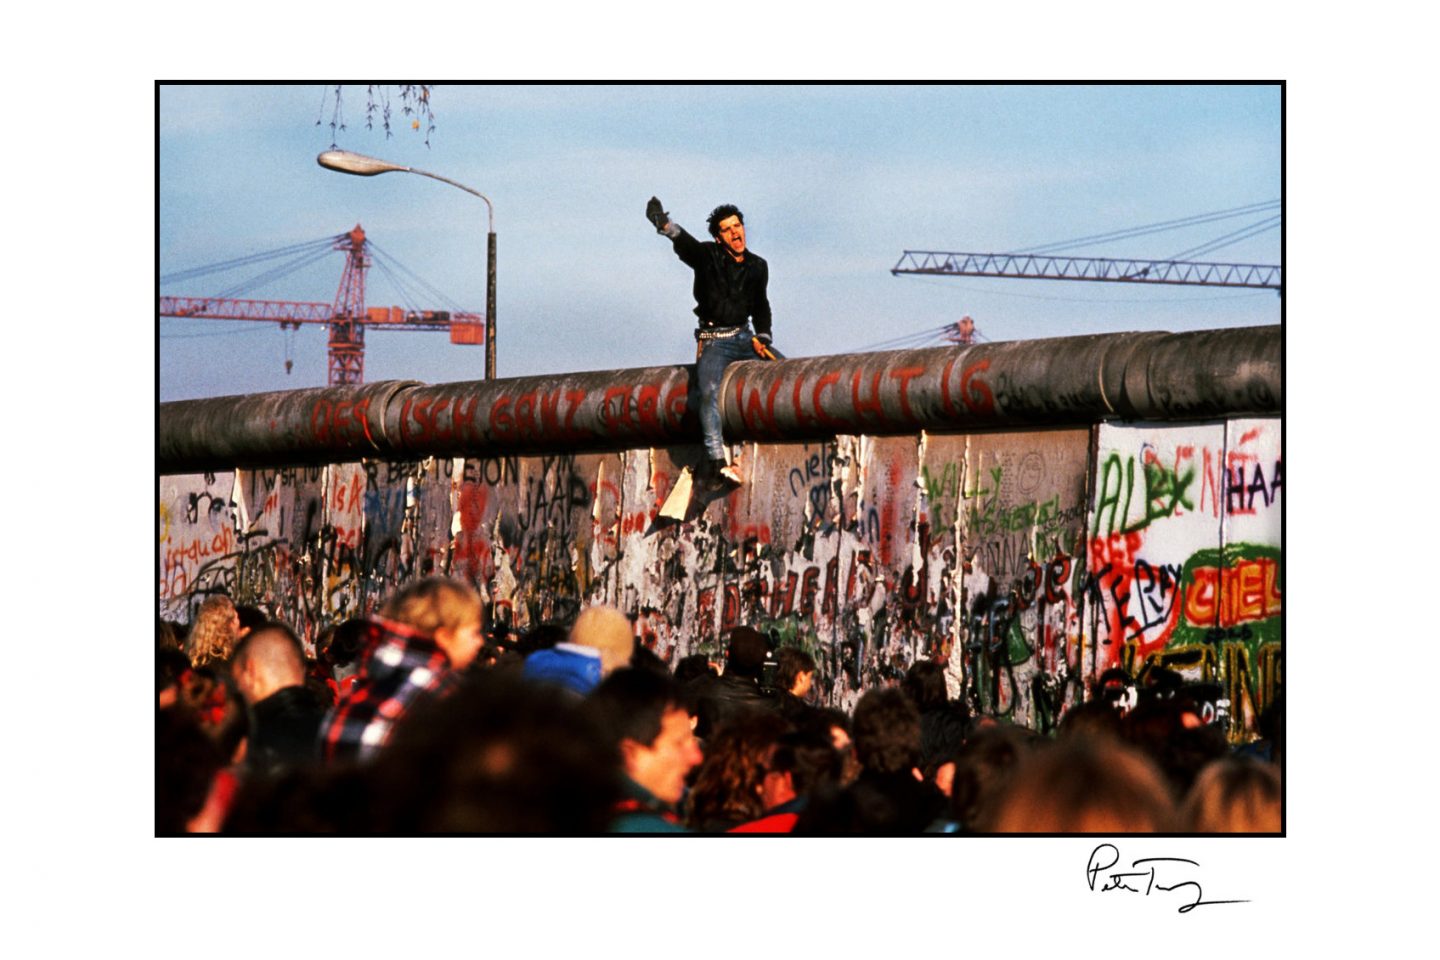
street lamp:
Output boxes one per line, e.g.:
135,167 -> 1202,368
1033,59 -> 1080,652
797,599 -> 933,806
317,149 -> 498,380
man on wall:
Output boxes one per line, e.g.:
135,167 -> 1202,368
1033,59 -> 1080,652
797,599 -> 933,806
646,197 -> 777,487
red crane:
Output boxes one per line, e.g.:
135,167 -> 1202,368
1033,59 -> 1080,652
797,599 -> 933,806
159,224 -> 484,385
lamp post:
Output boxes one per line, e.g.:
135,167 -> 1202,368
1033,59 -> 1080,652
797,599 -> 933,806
317,149 -> 498,380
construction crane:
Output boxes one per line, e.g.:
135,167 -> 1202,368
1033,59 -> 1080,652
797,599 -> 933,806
159,224 -> 485,386
891,250 -> 1281,291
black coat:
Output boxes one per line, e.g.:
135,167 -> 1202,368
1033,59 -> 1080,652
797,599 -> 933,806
685,672 -> 776,740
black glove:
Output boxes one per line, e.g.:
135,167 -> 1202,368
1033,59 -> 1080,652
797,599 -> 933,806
646,196 -> 670,233
756,333 -> 772,345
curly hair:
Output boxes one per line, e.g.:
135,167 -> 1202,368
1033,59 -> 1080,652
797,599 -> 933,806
186,596 -> 239,667
706,204 -> 744,237
852,687 -> 922,776
685,712 -> 789,831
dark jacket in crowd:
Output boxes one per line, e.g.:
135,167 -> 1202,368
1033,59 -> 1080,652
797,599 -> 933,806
245,685 -> 328,776
795,772 -> 946,835
685,672 -> 775,740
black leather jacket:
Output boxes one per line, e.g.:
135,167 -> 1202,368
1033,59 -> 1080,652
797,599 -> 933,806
667,225 -> 773,337
685,672 -> 776,739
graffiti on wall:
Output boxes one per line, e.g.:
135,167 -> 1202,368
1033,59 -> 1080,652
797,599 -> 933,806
1085,420 -> 1282,737
158,417 -> 1280,737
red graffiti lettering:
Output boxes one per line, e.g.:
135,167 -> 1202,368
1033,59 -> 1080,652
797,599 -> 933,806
489,396 -> 515,442
799,566 -> 821,619
665,384 -> 689,430
940,355 -> 961,418
1184,558 -> 1282,627
772,571 -> 798,618
636,384 -> 663,438
851,370 -> 887,426
722,584 -> 741,631
890,365 -> 925,422
813,371 -> 850,430
453,395 -> 479,442
514,391 -> 538,440
564,389 -> 587,440
959,359 -> 995,416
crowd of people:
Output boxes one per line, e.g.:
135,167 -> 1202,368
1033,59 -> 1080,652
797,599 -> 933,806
156,578 -> 1283,835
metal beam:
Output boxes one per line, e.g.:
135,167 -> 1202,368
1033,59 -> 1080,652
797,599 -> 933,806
159,325 -> 1280,474
893,250 -> 1282,290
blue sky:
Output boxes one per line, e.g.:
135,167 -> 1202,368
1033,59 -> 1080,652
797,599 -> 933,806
159,84 -> 1280,400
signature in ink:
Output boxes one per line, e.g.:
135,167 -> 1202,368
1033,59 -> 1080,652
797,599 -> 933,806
1086,844 -> 1249,914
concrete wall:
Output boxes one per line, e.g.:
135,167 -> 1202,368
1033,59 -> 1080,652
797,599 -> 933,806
158,415 -> 1280,737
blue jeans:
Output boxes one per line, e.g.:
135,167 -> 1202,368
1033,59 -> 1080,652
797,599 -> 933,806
696,327 -> 755,461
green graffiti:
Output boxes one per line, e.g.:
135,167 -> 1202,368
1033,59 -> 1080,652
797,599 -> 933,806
1160,542 -> 1283,740
1092,452 -> 1197,536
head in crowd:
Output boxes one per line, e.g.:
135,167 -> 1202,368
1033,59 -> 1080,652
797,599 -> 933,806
852,687 -> 923,777
587,668 -> 701,805
1122,696 -> 1229,799
174,664 -> 249,763
186,595 -> 241,668
1096,667 -> 1138,714
983,737 -> 1175,832
724,625 -> 769,681
514,622 -> 567,658
902,659 -> 950,712
765,725 -> 843,806
381,576 -> 485,669
674,653 -> 717,686
569,605 -> 636,677
321,618 -> 371,677
1058,698 -> 1125,742
946,724 -> 1036,828
1180,756 -> 1281,833
234,604 -> 268,637
231,622 -> 307,706
360,671 -> 622,833
775,647 -> 816,697
630,642 -> 671,678
918,702 -> 971,789
686,711 -> 792,831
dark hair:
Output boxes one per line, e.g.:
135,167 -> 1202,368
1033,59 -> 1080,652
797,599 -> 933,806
919,702 -> 970,779
685,712 -> 790,830
902,659 -> 949,711
322,618 -> 372,669
947,724 -> 1035,828
774,647 -> 816,693
1123,698 -> 1228,799
1058,699 -> 1124,741
586,668 -> 684,749
515,623 -> 567,658
363,671 -> 621,833
769,726 -> 842,796
725,626 -> 768,680
674,654 -> 716,686
706,203 -> 744,237
235,604 -> 269,635
629,642 -> 671,678
852,688 -> 922,775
